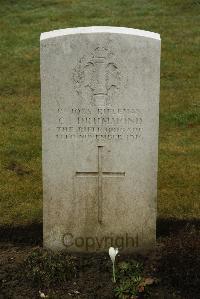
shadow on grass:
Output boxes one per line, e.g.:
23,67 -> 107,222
0,222 -> 42,245
0,217 -> 200,245
157,217 -> 200,237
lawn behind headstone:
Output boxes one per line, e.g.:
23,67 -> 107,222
0,0 -> 199,224
0,1 -> 200,298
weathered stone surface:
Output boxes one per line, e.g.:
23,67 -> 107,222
40,26 -> 161,252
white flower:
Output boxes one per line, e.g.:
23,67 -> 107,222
109,247 -> 119,283
109,247 -> 118,263
39,290 -> 47,298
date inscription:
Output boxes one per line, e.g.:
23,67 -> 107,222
56,107 -> 143,142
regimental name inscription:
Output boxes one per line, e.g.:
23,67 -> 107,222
56,107 -> 143,142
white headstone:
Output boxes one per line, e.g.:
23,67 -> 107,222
41,26 -> 161,252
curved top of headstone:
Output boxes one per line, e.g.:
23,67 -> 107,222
40,26 -> 160,41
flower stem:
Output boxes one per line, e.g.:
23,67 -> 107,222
112,262 -> 116,283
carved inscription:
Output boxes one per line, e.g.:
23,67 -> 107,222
56,107 -> 143,142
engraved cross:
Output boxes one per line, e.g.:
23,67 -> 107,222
75,146 -> 125,224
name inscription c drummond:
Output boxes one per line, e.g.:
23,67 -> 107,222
56,107 -> 143,142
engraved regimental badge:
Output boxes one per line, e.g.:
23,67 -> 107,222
73,46 -> 127,107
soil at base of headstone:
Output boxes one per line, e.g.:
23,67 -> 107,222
0,219 -> 200,299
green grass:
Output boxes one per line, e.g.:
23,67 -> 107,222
0,0 -> 199,225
